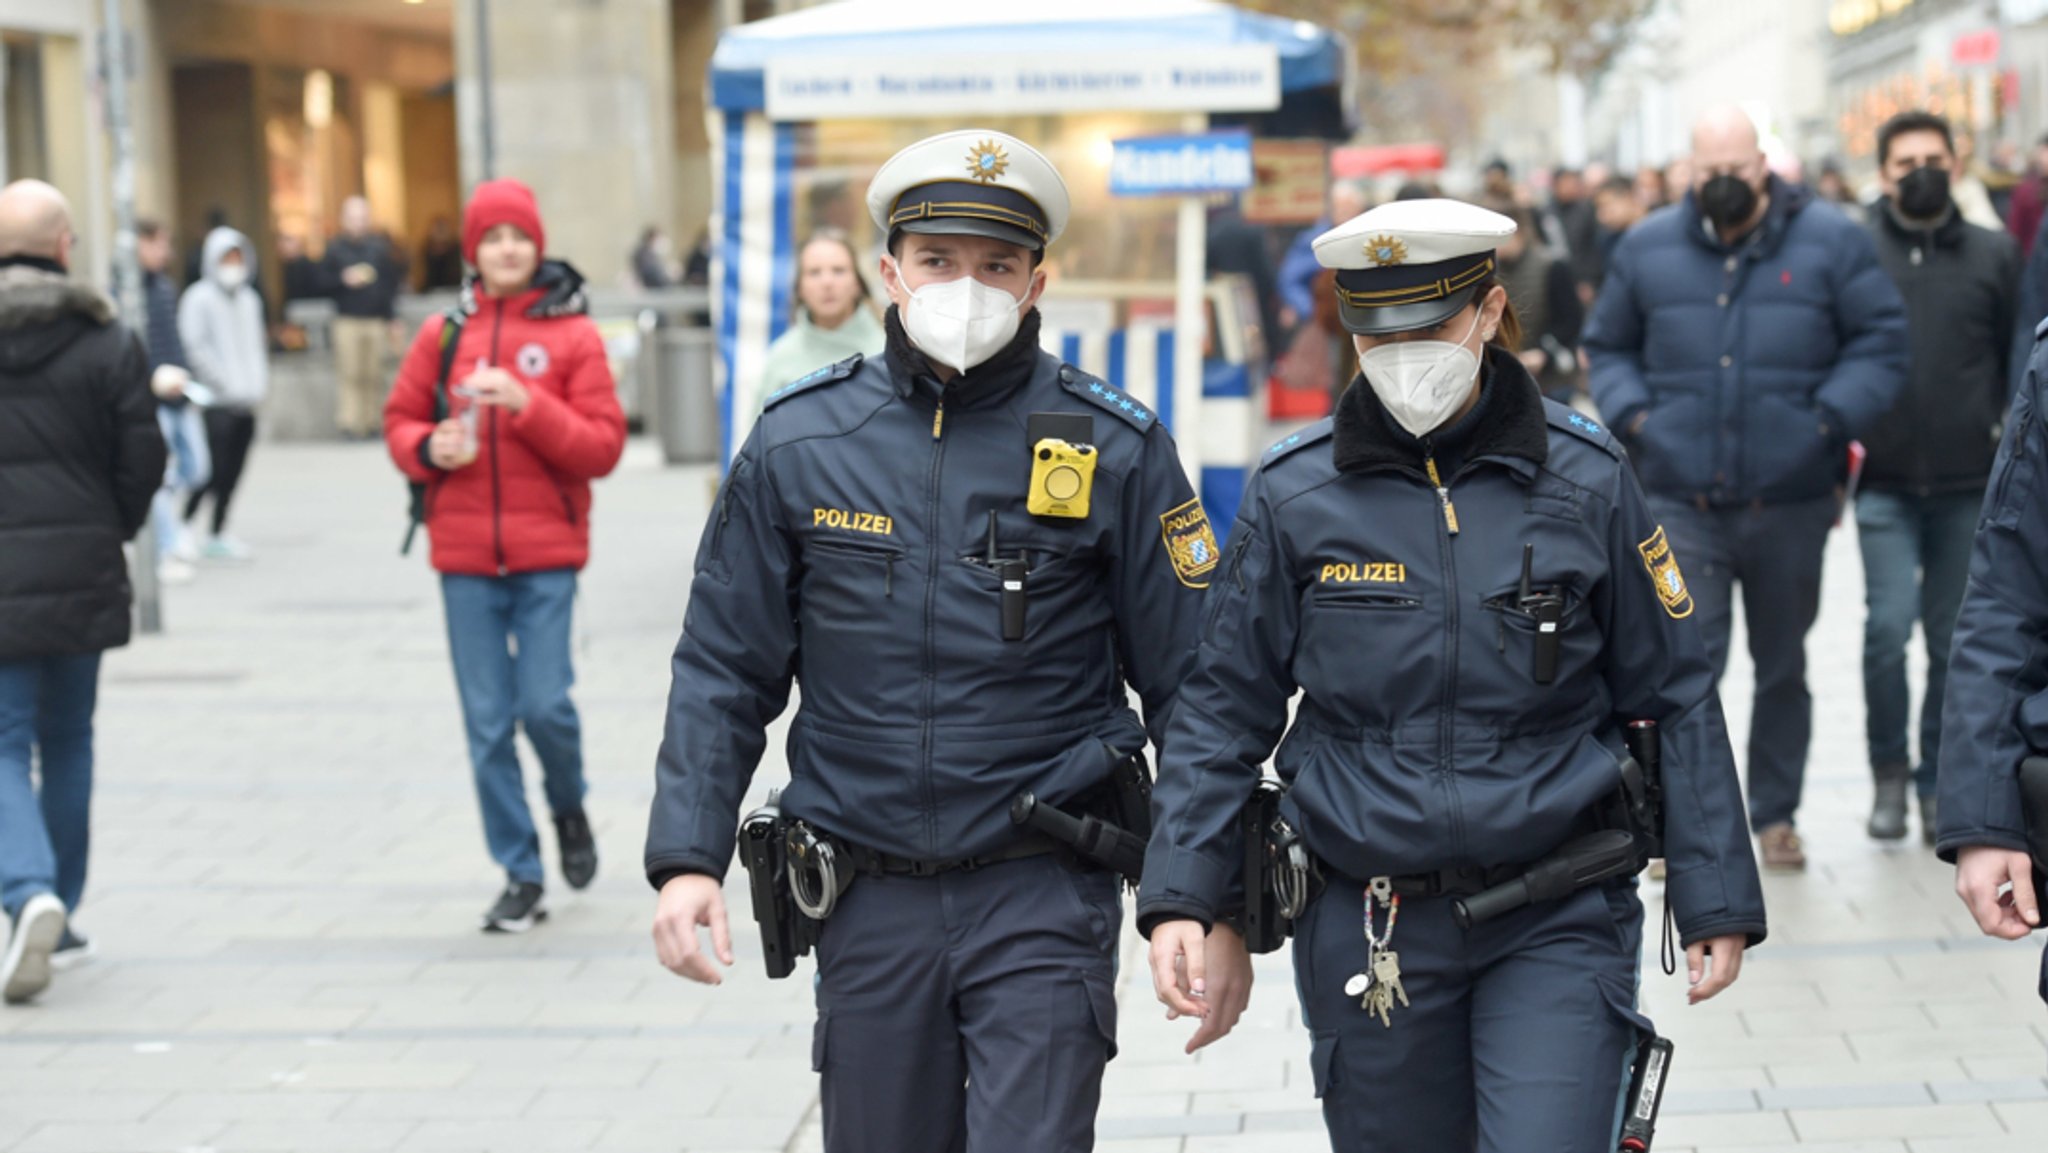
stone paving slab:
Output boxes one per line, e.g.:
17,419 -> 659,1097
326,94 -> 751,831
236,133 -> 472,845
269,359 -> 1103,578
0,439 -> 2042,1151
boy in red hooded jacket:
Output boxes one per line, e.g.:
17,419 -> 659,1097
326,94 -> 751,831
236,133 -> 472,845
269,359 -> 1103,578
385,179 -> 627,931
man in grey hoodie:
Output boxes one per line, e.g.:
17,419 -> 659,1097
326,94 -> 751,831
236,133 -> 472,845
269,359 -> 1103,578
177,227 -> 267,562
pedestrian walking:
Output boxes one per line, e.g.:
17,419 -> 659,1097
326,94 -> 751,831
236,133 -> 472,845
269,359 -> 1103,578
177,227 -> 267,562
1584,105 -> 1907,870
1937,296 -> 2048,1006
1857,111 -> 2019,846
327,196 -> 401,439
1141,200 -> 1764,1151
1488,201 -> 1583,403
646,129 -> 1221,1153
134,220 -> 210,583
756,230 -> 884,408
0,180 -> 165,1003
384,178 -> 626,933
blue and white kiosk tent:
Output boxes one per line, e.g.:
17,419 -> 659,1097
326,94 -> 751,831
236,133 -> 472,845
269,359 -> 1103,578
709,0 -> 1348,531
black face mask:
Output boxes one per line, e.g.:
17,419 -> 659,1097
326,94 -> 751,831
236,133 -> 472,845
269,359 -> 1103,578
1896,165 -> 1952,219
1698,174 -> 1760,229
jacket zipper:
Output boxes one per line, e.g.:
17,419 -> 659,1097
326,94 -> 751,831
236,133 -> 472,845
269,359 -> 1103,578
1423,452 -> 1460,535
488,299 -> 507,575
1431,452 -> 1467,860
918,396 -> 947,853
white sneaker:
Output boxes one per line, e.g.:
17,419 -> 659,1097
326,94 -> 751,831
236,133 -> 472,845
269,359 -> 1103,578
169,534 -> 201,564
2,894 -> 66,1005
204,535 -> 252,563
158,558 -> 198,585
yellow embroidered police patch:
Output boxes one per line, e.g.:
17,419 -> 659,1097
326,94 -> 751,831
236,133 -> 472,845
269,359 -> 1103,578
1637,526 -> 1693,619
1160,499 -> 1220,589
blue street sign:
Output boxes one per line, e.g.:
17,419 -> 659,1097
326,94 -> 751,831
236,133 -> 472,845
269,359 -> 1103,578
1109,130 -> 1255,197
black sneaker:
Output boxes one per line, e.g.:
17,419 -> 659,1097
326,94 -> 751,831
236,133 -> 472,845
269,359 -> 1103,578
554,810 -> 598,891
3,893 -> 66,1004
481,882 -> 547,934
49,927 -> 94,972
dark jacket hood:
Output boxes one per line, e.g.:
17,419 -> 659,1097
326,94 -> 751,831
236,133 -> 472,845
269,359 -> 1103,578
455,258 -> 589,320
0,262 -> 115,374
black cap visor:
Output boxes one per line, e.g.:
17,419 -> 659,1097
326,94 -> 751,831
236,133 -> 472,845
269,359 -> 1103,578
894,216 -> 1044,252
1336,282 -> 1481,336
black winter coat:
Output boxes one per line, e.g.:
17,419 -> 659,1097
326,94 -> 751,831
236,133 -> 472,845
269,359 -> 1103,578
0,263 -> 164,661
1862,202 -> 2020,496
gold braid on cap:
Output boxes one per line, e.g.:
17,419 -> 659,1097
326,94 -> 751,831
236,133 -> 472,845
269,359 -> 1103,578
1335,257 -> 1495,309
887,198 -> 1049,244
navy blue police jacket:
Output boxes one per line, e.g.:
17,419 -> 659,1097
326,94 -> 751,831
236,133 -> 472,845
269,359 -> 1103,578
1584,177 -> 1906,507
1139,350 -> 1768,949
645,312 -> 1208,882
1938,322 -> 2048,865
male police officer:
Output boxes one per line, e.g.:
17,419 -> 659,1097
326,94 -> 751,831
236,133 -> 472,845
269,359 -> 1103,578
645,130 -> 1246,1151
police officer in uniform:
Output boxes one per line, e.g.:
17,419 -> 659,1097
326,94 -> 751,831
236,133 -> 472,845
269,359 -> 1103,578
1937,319 -> 2048,994
645,130 -> 1246,1152
1139,201 -> 1767,1150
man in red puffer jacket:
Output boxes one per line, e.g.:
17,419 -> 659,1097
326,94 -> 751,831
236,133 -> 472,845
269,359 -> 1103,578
384,178 -> 626,932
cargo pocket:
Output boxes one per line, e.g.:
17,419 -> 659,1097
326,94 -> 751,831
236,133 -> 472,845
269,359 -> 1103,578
1081,975 -> 1118,1062
1309,1031 -> 1339,1099
810,1010 -> 830,1074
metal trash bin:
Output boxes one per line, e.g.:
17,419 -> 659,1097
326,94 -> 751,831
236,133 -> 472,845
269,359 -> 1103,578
650,327 -> 719,464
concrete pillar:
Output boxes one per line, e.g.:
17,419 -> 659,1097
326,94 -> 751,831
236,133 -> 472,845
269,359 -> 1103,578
454,0 -> 676,277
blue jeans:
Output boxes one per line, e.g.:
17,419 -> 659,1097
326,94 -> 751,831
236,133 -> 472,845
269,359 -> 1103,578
1650,494 -> 1836,832
152,404 -> 211,556
1856,489 -> 1980,798
0,653 -> 102,918
440,569 -> 586,885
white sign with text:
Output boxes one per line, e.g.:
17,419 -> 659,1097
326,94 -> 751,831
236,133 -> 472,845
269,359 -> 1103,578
764,47 -> 1281,120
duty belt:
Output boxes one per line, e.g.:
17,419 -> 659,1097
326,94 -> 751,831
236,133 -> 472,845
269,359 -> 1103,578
845,837 -> 1060,878
1387,862 -> 1528,899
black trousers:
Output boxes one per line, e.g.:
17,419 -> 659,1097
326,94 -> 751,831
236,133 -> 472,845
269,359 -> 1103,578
184,406 -> 257,536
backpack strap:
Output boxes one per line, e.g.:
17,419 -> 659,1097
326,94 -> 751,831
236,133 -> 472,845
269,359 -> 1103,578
430,310 -> 466,421
404,310 -> 467,556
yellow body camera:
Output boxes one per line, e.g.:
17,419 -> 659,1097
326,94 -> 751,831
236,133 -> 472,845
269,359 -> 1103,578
1028,438 -> 1096,519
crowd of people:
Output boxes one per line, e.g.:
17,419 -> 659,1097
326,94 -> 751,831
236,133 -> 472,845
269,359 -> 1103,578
3,96 -> 2048,1153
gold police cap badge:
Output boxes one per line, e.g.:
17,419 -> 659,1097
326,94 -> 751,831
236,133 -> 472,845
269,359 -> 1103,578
1364,235 -> 1409,267
966,139 -> 1010,184
1637,526 -> 1694,619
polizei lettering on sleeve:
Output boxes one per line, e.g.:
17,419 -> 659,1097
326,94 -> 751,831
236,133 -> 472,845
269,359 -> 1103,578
1319,562 -> 1408,584
813,508 -> 896,536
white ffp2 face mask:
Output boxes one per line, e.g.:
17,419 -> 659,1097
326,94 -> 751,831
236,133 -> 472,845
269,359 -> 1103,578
1358,311 -> 1484,437
216,264 -> 249,291
893,267 -> 1025,372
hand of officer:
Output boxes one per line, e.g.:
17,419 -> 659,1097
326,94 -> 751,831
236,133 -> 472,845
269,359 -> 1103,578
1684,933 -> 1747,1005
1955,846 -> 2041,940
653,873 -> 734,985
467,366 -> 530,413
426,420 -> 472,470
1148,918 -> 1211,1021
1182,923 -> 1253,1054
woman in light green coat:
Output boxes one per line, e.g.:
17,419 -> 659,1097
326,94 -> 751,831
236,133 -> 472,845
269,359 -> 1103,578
756,231 -> 884,412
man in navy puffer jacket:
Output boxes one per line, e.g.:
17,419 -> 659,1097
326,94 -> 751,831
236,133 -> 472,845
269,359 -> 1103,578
1585,106 -> 1907,869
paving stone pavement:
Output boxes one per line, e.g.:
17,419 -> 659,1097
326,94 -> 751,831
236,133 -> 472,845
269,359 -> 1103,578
0,438 -> 2043,1152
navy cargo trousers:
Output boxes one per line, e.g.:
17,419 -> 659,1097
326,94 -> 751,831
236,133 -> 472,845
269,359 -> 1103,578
811,853 -> 1122,1153
1295,879 -> 1653,1151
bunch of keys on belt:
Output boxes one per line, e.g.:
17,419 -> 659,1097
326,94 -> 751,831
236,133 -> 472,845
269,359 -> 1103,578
1344,876 -> 1408,1027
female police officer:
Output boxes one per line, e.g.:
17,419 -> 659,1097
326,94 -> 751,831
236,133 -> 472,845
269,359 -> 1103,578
1138,200 -> 1766,1151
